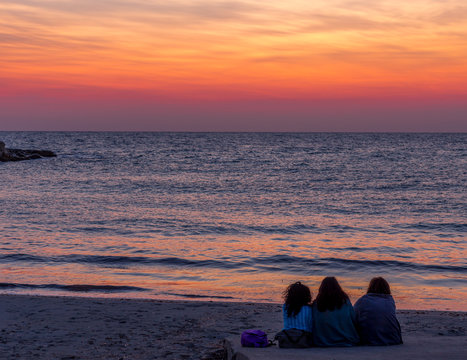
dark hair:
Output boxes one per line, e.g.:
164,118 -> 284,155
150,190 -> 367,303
367,277 -> 391,295
313,277 -> 349,312
283,281 -> 312,317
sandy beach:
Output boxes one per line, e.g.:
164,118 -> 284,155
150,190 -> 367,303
1,294 -> 466,359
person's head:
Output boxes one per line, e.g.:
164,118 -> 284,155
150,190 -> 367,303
283,281 -> 312,317
367,277 -> 391,295
314,276 -> 349,312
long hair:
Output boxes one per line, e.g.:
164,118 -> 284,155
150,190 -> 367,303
367,277 -> 391,295
283,281 -> 312,317
314,277 -> 349,312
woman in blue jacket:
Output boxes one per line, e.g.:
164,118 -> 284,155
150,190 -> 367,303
282,281 -> 313,333
354,277 -> 403,345
312,277 -> 360,346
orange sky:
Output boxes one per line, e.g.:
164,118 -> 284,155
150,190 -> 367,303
1,0 -> 466,130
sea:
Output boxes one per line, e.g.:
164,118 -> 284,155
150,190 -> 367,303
0,132 -> 465,310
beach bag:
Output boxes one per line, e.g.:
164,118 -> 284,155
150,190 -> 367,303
241,329 -> 269,348
274,329 -> 313,348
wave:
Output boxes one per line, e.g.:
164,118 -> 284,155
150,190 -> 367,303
1,253 -> 466,274
67,222 -> 322,236
0,253 -> 248,269
392,222 -> 467,232
253,255 -> 467,273
0,282 -> 147,292
163,292 -> 235,299
62,218 -> 467,237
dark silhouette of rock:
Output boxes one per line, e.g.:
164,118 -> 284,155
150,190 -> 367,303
0,141 -> 57,162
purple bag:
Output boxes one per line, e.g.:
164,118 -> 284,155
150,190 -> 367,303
241,329 -> 269,348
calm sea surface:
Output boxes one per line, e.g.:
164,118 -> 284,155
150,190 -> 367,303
0,132 -> 465,310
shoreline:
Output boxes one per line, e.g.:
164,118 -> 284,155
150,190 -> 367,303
1,294 -> 466,359
2,290 -> 467,311
1,289 -> 465,311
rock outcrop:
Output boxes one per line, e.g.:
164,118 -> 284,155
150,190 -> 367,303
0,141 -> 57,162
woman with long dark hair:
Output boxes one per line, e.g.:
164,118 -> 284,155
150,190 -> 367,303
354,277 -> 402,345
275,281 -> 314,348
282,281 -> 313,332
312,277 -> 359,346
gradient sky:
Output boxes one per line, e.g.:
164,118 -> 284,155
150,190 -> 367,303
1,0 -> 466,131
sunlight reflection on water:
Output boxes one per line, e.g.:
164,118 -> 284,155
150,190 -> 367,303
0,132 -> 465,310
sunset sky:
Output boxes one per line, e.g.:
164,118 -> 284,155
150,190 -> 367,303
1,0 -> 466,131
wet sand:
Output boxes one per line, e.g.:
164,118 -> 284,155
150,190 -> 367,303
0,294 -> 465,359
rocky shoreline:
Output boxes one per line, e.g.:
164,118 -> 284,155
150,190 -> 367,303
0,141 -> 56,162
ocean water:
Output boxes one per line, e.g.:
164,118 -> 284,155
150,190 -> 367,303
0,132 -> 465,310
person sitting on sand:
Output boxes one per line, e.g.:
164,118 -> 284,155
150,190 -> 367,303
312,277 -> 360,347
354,277 -> 403,345
282,281 -> 313,334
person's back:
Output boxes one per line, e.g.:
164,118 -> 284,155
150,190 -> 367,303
312,277 -> 359,347
354,278 -> 402,345
282,281 -> 313,332
283,304 -> 313,332
312,299 -> 359,346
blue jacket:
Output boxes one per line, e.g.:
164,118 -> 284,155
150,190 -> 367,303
283,304 -> 313,332
312,300 -> 360,347
354,293 -> 402,345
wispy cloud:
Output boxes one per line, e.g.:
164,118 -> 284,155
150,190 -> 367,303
0,0 -> 466,99
432,5 -> 467,25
